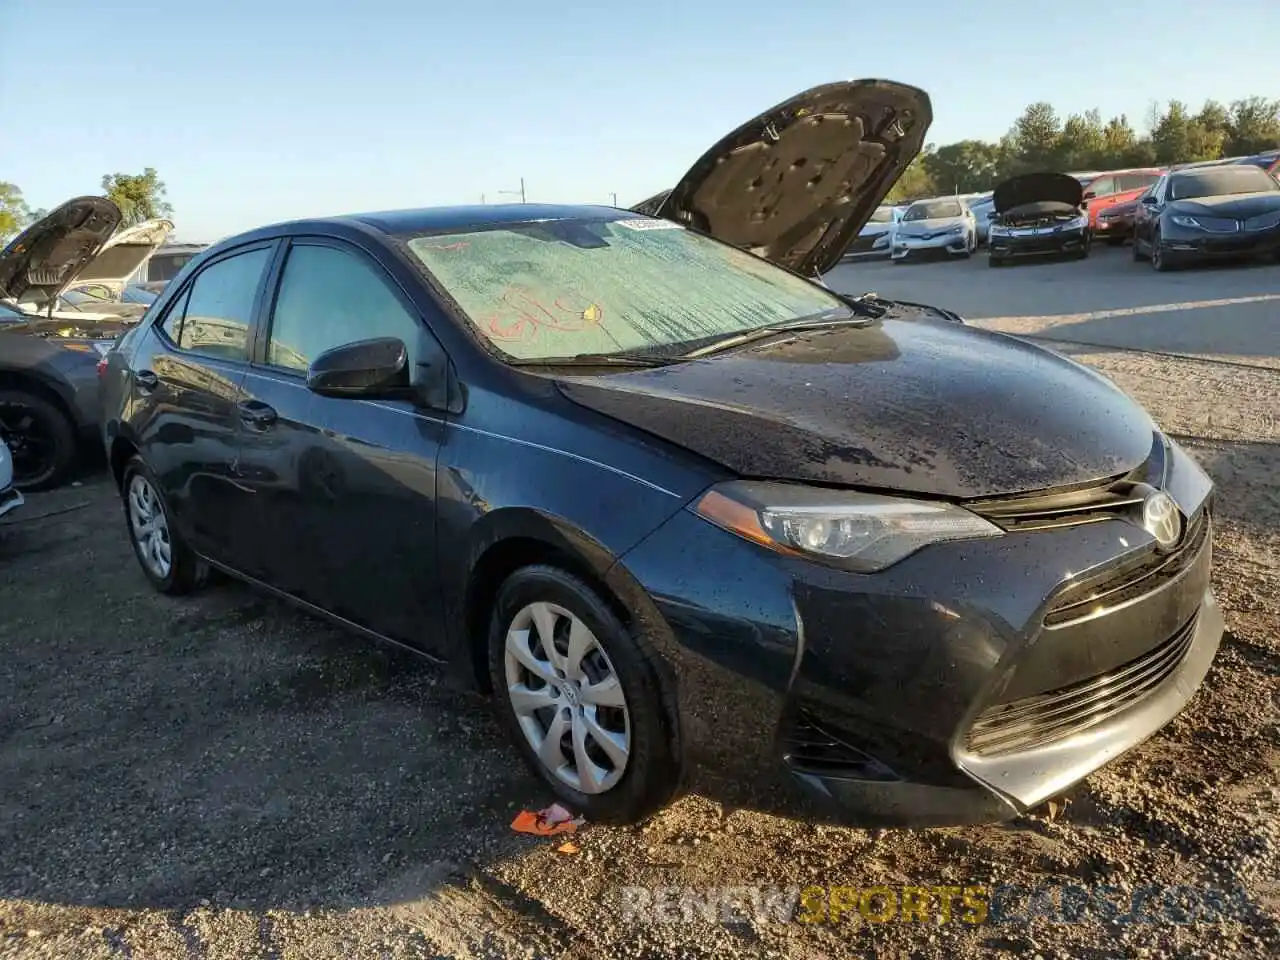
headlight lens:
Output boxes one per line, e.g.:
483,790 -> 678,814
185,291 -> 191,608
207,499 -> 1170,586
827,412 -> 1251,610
988,223 -> 1007,236
1170,215 -> 1203,229
692,481 -> 1003,571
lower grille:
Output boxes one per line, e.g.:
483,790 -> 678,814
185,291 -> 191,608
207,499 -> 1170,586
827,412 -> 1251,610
966,614 -> 1198,756
782,712 -> 896,780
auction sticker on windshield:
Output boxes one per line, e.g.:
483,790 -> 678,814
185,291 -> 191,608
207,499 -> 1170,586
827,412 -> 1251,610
615,218 -> 684,231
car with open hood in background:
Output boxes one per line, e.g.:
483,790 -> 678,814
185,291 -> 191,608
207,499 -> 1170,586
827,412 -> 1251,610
0,197 -> 160,490
100,79 -> 1222,829
987,172 -> 1092,265
1132,163 -> 1280,270
889,196 -> 977,261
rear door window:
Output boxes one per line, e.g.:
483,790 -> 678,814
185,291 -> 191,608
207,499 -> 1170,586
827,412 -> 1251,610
173,248 -> 272,361
1086,176 -> 1116,197
1118,172 -> 1161,192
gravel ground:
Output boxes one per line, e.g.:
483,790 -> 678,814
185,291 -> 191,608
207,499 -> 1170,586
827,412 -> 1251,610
1,250 -> 1278,958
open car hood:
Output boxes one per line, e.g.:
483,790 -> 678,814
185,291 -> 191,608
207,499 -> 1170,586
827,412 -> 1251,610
0,197 -> 123,309
66,217 -> 175,300
632,79 -> 932,276
993,172 -> 1083,213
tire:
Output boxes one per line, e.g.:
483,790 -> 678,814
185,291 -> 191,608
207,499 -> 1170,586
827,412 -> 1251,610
0,390 -> 77,492
1151,231 -> 1175,272
120,455 -> 210,595
488,564 -> 678,824
1133,235 -> 1148,262
988,255 -> 1004,268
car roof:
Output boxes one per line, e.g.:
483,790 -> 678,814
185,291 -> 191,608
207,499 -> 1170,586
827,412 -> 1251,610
229,203 -> 627,245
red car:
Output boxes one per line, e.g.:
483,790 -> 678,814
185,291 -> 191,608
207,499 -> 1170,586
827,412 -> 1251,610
1080,168 -> 1165,228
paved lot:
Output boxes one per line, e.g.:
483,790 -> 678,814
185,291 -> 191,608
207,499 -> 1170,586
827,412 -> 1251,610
1,247 -> 1278,959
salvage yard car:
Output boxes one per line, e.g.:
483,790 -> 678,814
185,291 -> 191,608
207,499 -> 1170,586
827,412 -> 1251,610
101,79 -> 1223,827
1131,163 -> 1280,271
890,196 -> 977,260
1,197 -> 148,490
988,171 -> 1092,265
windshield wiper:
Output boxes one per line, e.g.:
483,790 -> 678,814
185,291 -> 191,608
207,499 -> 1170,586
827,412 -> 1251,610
680,307 -> 871,359
512,351 -> 674,367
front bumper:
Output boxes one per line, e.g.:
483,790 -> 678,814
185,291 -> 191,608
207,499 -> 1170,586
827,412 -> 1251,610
842,232 -> 892,259
1160,225 -> 1280,261
611,440 -> 1220,826
1095,217 -> 1133,239
0,484 -> 23,519
989,225 -> 1089,259
891,232 -> 970,259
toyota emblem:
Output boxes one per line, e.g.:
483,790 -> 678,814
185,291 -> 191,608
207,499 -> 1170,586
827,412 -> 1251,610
1141,490 -> 1182,551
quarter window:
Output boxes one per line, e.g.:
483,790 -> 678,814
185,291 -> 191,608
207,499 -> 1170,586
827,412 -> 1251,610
266,244 -> 421,373
174,248 -> 271,361
1118,172 -> 1160,192
159,286 -> 191,343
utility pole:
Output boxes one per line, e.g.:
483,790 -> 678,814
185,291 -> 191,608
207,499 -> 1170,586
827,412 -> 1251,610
496,178 -> 527,203
611,192 -> 618,207
480,193 -> 486,204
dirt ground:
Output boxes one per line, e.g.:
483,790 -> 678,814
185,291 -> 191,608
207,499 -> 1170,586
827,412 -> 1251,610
1,319 -> 1278,957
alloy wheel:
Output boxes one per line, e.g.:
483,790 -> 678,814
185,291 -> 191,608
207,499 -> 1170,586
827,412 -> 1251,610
127,474 -> 173,580
503,601 -> 631,794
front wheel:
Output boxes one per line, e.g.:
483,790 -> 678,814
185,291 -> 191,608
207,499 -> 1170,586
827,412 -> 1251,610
120,455 -> 210,595
0,390 -> 77,491
489,565 -> 678,824
1151,232 -> 1175,272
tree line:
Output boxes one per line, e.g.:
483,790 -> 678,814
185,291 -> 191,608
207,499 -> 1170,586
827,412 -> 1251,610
886,96 -> 1280,203
0,169 -> 173,242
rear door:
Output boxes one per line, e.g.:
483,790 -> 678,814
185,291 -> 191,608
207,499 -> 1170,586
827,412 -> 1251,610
131,242 -> 277,562
233,237 -> 450,655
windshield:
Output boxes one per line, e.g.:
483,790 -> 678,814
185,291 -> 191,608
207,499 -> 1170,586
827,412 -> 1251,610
867,206 -> 895,223
903,200 -> 962,221
405,217 -> 844,362
1170,167 -> 1280,200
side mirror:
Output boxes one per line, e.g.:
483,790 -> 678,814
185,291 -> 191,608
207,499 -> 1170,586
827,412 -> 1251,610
306,337 -> 410,398
1141,195 -> 1158,205
1081,191 -> 1096,201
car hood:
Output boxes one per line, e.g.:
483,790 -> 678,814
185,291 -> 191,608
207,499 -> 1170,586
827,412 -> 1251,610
554,320 -> 1157,500
67,217 -> 175,299
0,197 -> 123,308
895,216 -> 966,233
993,172 -> 1083,213
1167,192 -> 1280,219
632,79 -> 932,276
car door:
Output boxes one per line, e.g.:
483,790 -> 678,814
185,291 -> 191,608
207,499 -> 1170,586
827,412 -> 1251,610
233,237 -> 450,655
132,243 -> 276,563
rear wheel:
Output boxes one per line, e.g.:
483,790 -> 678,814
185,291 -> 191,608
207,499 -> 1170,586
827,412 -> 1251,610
488,565 -> 678,824
120,455 -> 210,595
1132,235 -> 1148,261
0,390 -> 77,492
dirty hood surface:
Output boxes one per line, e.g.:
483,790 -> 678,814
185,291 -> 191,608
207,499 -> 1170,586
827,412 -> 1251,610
555,320 -> 1157,499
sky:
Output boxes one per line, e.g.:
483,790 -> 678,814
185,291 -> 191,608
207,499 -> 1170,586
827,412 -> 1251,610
3,0 -> 1278,241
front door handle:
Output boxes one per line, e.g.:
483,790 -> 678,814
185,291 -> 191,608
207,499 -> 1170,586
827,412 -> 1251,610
135,370 -> 159,392
238,400 -> 278,429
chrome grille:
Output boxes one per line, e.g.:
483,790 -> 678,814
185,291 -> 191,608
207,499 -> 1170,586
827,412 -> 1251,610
1043,509 -> 1209,626
966,615 -> 1198,756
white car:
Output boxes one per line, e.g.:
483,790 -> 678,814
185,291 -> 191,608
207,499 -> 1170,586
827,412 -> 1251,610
0,215 -> 173,323
890,197 -> 977,261
0,442 -> 22,519
842,204 -> 903,259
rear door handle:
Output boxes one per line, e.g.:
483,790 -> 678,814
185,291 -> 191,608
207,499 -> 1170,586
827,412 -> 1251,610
238,400 -> 278,429
135,370 -> 159,392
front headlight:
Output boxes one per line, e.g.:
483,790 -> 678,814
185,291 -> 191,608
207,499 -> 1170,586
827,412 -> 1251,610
988,223 -> 1008,237
692,481 -> 1003,571
1170,215 -> 1203,229
1062,215 -> 1088,230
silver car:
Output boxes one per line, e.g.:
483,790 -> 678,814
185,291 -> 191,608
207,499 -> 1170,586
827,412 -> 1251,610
842,204 -> 902,259
890,197 -> 978,261
965,194 -> 996,245
0,442 -> 22,519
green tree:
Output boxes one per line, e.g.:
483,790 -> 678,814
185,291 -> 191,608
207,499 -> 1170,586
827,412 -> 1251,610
1056,110 -> 1106,170
1224,97 -> 1280,155
1150,100 -> 1223,164
0,182 -> 29,241
101,168 -> 174,226
923,139 -> 1002,193
1009,101 -> 1062,172
885,154 -> 937,203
